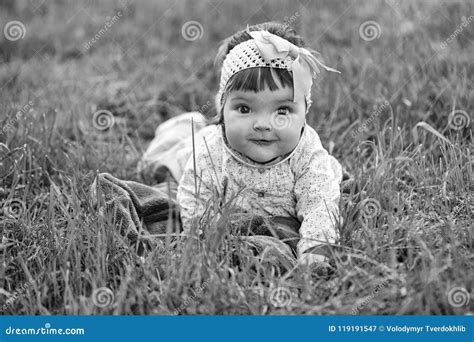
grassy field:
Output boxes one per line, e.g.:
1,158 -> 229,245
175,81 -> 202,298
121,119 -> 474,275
0,0 -> 472,315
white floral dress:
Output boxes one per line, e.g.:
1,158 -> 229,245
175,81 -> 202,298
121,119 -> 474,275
172,113 -> 343,261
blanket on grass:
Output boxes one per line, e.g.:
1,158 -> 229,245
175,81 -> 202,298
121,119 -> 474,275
90,172 -> 301,269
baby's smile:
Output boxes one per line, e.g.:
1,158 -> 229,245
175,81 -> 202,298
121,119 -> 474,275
249,136 -> 278,145
250,140 -> 276,145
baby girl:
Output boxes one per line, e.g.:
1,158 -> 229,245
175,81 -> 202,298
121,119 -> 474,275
173,22 -> 343,269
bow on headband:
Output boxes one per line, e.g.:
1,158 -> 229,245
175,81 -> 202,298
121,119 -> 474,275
247,29 -> 340,104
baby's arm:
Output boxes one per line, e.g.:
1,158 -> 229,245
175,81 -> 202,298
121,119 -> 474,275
177,140 -> 221,234
294,143 -> 342,265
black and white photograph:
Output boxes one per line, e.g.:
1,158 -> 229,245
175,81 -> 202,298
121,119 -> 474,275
0,0 -> 472,327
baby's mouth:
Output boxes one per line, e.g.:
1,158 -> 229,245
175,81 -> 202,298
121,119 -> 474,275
250,139 -> 275,146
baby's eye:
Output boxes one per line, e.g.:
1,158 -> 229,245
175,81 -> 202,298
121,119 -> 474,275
237,105 -> 251,114
276,106 -> 291,115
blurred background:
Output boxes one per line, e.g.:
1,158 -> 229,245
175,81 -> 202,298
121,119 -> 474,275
1,0 -> 472,179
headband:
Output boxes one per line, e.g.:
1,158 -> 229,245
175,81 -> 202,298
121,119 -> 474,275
217,28 -> 340,112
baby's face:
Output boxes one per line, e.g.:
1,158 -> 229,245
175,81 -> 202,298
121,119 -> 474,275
222,84 -> 306,164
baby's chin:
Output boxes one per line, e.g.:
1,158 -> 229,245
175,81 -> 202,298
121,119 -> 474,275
244,149 -> 284,164
227,138 -> 297,164
249,155 -> 279,164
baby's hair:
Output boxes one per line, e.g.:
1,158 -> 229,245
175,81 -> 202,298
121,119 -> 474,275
208,21 -> 308,125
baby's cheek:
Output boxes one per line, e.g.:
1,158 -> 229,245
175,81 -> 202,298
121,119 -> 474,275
279,134 -> 300,154
226,131 -> 247,153
225,126 -> 241,144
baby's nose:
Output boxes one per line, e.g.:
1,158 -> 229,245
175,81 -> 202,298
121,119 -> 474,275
253,115 -> 272,131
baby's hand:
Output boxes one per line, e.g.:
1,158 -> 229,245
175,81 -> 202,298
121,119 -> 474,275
299,253 -> 327,266
299,253 -> 332,277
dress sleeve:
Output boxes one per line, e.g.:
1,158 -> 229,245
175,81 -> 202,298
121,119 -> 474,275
177,137 -> 222,234
293,139 -> 343,260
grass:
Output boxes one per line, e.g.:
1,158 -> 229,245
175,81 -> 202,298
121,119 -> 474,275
0,0 -> 472,315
